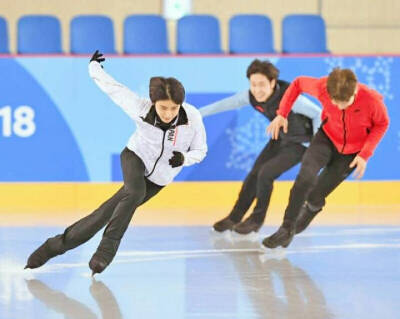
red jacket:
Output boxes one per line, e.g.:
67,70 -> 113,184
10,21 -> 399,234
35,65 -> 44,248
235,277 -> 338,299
277,76 -> 389,161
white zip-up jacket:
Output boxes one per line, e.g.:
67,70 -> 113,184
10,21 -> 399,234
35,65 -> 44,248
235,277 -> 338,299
89,61 -> 208,186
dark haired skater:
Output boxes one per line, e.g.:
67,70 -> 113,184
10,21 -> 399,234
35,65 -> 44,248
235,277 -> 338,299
25,51 -> 207,275
201,59 -> 321,235
263,68 -> 389,249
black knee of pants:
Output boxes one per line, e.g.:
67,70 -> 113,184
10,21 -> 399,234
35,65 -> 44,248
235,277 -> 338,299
306,195 -> 326,211
121,192 -> 146,214
111,187 -> 146,222
229,171 -> 258,221
103,188 -> 146,240
250,173 -> 274,223
123,186 -> 146,205
291,168 -> 316,197
60,186 -> 126,251
305,155 -> 356,211
284,163 -> 319,222
256,168 -> 274,195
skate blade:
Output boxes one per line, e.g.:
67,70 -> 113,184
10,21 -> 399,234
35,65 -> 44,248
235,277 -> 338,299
259,246 -> 287,261
231,231 -> 259,242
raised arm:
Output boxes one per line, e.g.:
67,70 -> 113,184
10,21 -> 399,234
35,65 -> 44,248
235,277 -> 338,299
88,51 -> 150,120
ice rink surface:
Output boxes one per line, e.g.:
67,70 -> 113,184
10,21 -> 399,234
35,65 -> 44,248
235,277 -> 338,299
1,225 -> 399,318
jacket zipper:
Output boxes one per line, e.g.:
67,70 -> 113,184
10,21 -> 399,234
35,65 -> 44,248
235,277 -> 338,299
145,130 -> 167,178
341,110 -> 347,153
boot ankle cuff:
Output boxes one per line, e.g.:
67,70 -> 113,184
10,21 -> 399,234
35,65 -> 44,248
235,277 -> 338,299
282,219 -> 295,229
228,214 -> 243,223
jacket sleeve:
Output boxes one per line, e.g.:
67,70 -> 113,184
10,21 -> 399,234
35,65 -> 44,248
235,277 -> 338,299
358,100 -> 390,161
278,76 -> 323,118
199,91 -> 250,117
88,61 -> 149,119
182,111 -> 208,166
291,95 -> 322,135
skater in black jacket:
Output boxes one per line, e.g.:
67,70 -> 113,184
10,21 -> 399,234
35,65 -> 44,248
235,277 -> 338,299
200,60 -> 321,234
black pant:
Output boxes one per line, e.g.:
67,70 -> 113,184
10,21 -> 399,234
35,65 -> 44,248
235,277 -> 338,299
283,129 -> 357,224
57,148 -> 163,252
229,140 -> 307,223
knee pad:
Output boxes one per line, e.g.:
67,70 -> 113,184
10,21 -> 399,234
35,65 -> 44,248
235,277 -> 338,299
256,169 -> 274,187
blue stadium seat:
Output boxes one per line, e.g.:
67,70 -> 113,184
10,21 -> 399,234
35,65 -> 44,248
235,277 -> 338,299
177,15 -> 222,54
282,14 -> 329,53
70,15 -> 116,54
18,15 -> 62,54
124,15 -> 169,54
229,14 -> 275,53
0,16 -> 9,53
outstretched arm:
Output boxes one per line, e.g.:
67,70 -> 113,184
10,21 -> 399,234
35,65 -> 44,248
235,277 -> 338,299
88,51 -> 150,120
199,91 -> 250,117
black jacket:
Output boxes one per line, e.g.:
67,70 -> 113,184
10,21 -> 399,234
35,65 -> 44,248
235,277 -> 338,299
249,80 -> 313,144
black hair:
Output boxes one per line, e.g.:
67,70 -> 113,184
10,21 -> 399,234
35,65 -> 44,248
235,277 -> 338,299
149,77 -> 185,105
246,59 -> 279,81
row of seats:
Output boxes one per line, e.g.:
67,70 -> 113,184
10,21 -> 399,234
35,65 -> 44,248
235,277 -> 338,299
0,14 -> 329,54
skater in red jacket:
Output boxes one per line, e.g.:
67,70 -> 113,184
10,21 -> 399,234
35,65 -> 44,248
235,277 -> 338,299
263,68 -> 389,249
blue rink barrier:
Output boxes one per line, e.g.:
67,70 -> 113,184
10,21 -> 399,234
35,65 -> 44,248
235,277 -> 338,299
0,56 -> 398,182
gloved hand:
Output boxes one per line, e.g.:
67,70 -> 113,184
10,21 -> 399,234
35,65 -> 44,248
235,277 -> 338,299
169,151 -> 184,168
90,50 -> 105,66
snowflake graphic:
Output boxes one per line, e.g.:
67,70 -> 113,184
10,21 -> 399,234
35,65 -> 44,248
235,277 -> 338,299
225,112 -> 268,172
324,57 -> 394,100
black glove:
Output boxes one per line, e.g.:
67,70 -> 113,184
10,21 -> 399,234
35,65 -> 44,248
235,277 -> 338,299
169,151 -> 184,168
90,50 -> 105,66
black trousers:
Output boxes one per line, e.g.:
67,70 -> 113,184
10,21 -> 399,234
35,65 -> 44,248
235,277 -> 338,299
283,129 -> 357,224
56,147 -> 163,253
229,140 -> 307,223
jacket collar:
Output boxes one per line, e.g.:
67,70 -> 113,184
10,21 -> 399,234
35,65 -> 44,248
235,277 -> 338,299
249,80 -> 289,108
141,105 -> 189,129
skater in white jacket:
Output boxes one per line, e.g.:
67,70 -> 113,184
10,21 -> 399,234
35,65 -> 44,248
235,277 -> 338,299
25,51 -> 207,275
